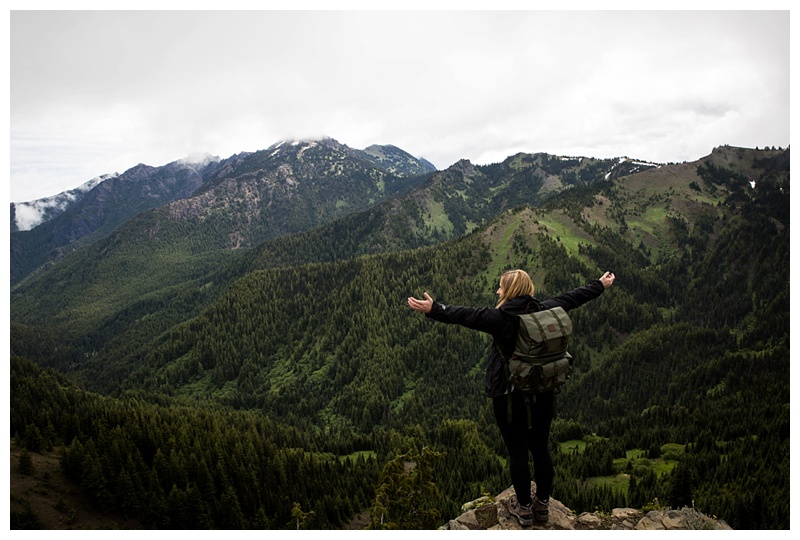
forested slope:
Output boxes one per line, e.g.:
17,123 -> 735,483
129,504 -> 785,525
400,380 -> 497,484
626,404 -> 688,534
9,148 -> 632,384
10,146 -> 789,529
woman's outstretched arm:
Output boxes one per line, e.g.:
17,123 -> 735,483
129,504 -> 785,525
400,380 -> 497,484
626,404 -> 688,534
542,271 -> 615,311
407,292 -> 506,335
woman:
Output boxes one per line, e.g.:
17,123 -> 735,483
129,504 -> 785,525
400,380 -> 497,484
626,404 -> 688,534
407,269 -> 615,526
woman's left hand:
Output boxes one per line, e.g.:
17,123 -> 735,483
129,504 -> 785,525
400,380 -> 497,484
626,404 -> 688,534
407,292 -> 433,314
599,271 -> 616,288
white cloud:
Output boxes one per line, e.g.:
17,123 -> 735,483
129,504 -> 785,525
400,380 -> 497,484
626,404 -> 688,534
9,9 -> 790,201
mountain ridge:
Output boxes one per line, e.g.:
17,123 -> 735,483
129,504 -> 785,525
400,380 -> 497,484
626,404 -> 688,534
9,143 -> 789,529
9,138 -> 435,285
10,155 -> 229,283
9,143 -> 649,339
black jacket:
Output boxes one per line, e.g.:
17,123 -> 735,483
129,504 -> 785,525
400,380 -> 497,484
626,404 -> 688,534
426,280 -> 606,398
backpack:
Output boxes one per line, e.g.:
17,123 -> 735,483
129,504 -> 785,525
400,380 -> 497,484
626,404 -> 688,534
504,306 -> 574,394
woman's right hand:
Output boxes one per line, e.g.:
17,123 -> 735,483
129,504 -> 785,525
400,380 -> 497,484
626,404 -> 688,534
407,292 -> 433,314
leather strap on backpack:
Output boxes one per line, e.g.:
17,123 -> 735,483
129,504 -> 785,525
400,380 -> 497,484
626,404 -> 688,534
507,391 -> 536,429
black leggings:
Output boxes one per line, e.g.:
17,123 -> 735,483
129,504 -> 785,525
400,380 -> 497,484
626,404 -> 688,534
492,389 -> 554,506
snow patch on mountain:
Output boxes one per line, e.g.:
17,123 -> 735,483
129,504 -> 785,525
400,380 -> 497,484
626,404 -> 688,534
604,157 -> 661,180
267,138 -> 327,159
13,173 -> 117,231
177,152 -> 220,169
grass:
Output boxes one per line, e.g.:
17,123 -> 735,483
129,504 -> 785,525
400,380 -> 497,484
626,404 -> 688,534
424,199 -> 454,234
534,212 -> 598,271
560,439 -> 588,454
536,213 -> 594,258
478,206 -> 605,285
559,440 -> 682,499
652,459 -> 679,476
627,207 -> 669,236
497,214 -> 523,254
587,473 -> 631,493
480,211 -> 524,282
339,450 -> 377,462
625,448 -> 647,460
613,447 -> 679,478
558,433 -> 607,455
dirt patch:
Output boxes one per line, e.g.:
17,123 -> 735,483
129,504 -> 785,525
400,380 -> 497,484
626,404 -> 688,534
10,442 -> 142,530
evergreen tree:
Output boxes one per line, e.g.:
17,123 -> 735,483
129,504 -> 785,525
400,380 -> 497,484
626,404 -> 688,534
368,447 -> 443,529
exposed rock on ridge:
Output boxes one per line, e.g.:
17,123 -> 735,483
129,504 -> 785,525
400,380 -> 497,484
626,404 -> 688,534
442,483 -> 732,531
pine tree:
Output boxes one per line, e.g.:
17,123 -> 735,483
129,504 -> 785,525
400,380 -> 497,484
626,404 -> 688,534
368,447 -> 443,529
289,501 -> 315,530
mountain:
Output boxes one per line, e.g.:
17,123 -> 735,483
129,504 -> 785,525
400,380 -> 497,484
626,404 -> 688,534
178,137 -> 431,244
9,144 -> 643,348
240,152 -> 658,272
8,138 -> 438,350
112,146 -> 785,417
10,153 -> 227,284
9,144 -> 789,529
9,139 -> 436,286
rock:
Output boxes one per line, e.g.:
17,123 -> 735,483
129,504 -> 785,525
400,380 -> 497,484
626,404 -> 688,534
576,512 -> 603,529
662,510 -> 686,529
493,484 -> 575,530
610,507 -> 642,529
446,519 -> 468,530
441,482 -> 733,531
473,503 -> 498,528
611,507 -> 640,520
454,510 -> 480,530
636,511 -> 667,530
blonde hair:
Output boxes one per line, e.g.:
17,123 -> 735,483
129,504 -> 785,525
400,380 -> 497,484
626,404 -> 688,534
496,269 -> 535,308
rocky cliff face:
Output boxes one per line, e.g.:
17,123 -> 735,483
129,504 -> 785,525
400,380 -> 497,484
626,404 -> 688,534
442,483 -> 732,531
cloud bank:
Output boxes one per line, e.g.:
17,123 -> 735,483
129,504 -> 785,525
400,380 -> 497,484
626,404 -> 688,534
10,10 -> 789,202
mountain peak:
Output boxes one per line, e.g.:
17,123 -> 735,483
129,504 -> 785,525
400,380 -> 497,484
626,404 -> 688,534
357,144 -> 437,177
176,152 -> 220,168
267,136 -> 337,150
263,137 -> 345,160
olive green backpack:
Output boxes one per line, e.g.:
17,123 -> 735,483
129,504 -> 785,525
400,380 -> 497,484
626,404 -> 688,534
504,306 -> 574,394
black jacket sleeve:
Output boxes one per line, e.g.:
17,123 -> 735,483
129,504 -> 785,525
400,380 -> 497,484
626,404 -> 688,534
540,279 -> 605,312
426,302 -> 509,337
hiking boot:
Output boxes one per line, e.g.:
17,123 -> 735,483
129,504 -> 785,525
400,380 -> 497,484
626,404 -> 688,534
507,495 -> 533,526
532,495 -> 549,523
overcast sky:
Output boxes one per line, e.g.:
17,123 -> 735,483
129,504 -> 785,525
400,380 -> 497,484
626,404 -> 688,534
9,7 -> 791,202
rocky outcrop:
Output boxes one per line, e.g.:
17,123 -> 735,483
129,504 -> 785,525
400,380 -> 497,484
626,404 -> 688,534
441,483 -> 732,531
